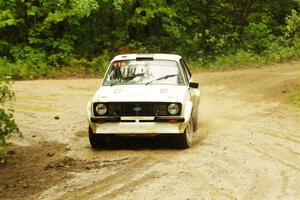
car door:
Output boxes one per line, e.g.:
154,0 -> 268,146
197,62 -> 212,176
180,59 -> 200,128
180,59 -> 200,101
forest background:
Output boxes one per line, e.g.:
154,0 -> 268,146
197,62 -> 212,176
1,0 -> 300,78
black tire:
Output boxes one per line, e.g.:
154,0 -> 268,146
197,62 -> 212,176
176,120 -> 193,149
88,126 -> 108,148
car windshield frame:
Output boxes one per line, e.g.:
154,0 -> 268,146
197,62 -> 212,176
102,59 -> 187,86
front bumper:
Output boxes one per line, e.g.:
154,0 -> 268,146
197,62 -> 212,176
89,116 -> 187,134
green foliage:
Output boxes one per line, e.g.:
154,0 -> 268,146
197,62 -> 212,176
209,50 -> 261,69
0,78 -> 21,162
286,10 -> 300,40
0,56 -> 54,79
90,52 -> 111,74
286,9 -> 300,58
69,54 -> 109,74
1,0 -> 300,75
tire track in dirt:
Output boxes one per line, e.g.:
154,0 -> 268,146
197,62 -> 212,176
55,157 -> 150,200
243,142 -> 300,171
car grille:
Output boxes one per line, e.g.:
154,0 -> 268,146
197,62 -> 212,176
93,102 -> 181,117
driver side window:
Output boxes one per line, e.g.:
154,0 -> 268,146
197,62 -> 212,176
180,59 -> 191,80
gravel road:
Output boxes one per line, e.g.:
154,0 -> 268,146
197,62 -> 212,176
1,62 -> 300,200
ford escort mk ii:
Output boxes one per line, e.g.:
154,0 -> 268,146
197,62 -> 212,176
87,54 -> 200,148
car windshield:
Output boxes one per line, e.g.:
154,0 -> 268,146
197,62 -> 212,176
103,60 -> 185,86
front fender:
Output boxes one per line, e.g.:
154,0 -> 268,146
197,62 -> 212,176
87,101 -> 92,123
180,101 -> 193,132
183,101 -> 193,122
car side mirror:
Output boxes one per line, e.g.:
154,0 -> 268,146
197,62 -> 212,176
189,82 -> 199,89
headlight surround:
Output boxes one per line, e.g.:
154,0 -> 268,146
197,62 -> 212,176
167,103 -> 180,115
95,103 -> 107,115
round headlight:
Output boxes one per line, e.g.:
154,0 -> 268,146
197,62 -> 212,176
168,103 -> 179,115
95,103 -> 107,115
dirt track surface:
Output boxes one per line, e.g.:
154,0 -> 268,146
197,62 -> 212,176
1,62 -> 300,200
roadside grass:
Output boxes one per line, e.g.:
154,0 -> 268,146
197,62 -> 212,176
0,62 -> 105,80
291,89 -> 300,107
1,49 -> 300,79
189,48 -> 300,71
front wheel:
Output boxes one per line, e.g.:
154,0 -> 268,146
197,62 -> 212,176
176,120 -> 193,149
88,126 -> 108,148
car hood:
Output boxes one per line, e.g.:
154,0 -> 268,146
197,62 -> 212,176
93,85 -> 188,103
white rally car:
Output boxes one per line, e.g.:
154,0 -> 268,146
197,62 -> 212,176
87,54 -> 200,148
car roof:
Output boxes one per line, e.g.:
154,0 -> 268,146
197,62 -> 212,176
111,53 -> 182,62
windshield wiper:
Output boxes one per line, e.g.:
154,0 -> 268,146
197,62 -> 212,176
145,74 -> 178,85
